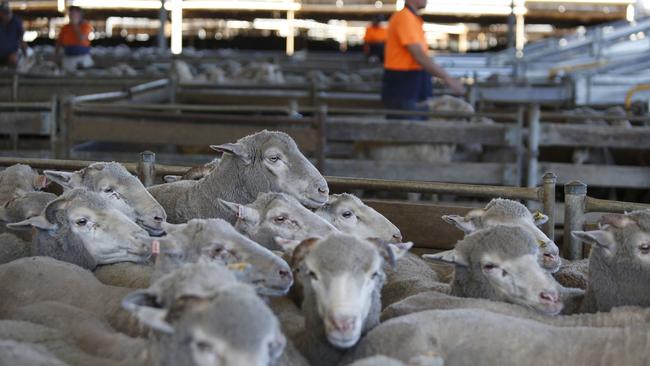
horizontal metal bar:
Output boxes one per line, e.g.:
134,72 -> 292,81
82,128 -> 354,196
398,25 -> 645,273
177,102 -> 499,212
585,196 -> 650,213
326,176 -> 541,201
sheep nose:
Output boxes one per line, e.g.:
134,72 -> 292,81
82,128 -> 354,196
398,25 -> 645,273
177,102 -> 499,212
539,290 -> 559,304
317,185 -> 329,196
278,269 -> 292,281
392,233 -> 403,242
153,216 -> 164,223
329,315 -> 356,333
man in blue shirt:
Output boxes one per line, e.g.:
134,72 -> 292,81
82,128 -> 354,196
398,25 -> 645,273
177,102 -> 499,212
0,1 -> 26,67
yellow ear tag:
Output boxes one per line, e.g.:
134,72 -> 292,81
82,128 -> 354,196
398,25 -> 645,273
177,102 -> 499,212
537,239 -> 547,248
534,211 -> 545,220
227,262 -> 252,272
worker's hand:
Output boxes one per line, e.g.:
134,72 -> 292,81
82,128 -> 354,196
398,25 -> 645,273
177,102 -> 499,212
446,78 -> 466,96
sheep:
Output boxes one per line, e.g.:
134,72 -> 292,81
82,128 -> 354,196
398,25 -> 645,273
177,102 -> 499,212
572,209 -> 650,312
220,192 -> 337,251
423,226 -> 569,315
0,232 -> 31,265
289,233 -> 396,366
148,130 -> 329,224
7,189 -> 152,270
314,193 -> 442,308
0,321 -> 119,366
341,308 -> 650,366
358,96 -> 490,171
96,218 -> 294,297
0,191 -> 57,224
382,289 -> 650,328
44,162 -> 167,236
0,163 -> 49,201
441,198 -> 561,273
0,339 -> 70,366
162,158 -> 220,183
0,257 -> 142,337
3,300 -> 148,365
122,262 -> 287,366
348,354 -> 445,366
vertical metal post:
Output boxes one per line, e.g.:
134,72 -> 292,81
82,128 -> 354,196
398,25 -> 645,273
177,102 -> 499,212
526,104 -> 540,188
542,171 -> 557,240
514,105 -> 525,186
315,104 -> 327,173
158,1 -> 168,52
138,151 -> 156,187
514,0 -> 526,57
507,0 -> 515,50
286,10 -> 295,56
12,73 -> 18,102
563,181 -> 587,260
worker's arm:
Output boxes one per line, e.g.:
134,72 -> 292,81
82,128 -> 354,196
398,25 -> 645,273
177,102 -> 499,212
406,43 -> 465,96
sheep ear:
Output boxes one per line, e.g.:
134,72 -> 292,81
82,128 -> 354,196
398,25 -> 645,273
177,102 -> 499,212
210,143 -> 251,165
269,333 -> 287,361
366,238 -> 397,269
388,242 -> 414,261
291,238 -> 320,268
33,174 -> 49,190
274,237 -> 303,254
571,230 -> 616,250
441,215 -> 476,234
218,199 -> 259,224
422,250 -> 469,267
7,215 -> 57,231
122,290 -> 174,334
43,170 -> 78,189
533,211 -> 549,226
163,175 -> 182,183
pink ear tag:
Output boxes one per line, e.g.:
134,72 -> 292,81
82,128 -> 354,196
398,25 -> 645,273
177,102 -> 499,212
237,205 -> 244,221
152,240 -> 160,255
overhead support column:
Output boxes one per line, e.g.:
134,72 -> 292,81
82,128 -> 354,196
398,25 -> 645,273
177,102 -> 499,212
286,10 -> 295,56
514,0 -> 526,57
506,0 -> 515,49
170,0 -> 183,55
158,1 -> 167,51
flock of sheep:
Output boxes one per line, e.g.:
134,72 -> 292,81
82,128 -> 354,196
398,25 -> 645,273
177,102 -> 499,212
0,129 -> 648,366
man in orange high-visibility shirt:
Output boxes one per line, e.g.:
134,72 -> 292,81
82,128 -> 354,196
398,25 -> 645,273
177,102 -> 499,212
382,0 -> 464,119
363,15 -> 387,62
55,6 -> 94,72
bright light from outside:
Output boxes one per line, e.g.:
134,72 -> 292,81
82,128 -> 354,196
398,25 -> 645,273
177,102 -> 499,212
170,0 -> 182,54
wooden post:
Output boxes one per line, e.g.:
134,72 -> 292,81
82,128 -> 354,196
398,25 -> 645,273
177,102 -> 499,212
526,104 -> 540,188
542,171 -> 557,240
11,73 -> 18,102
563,180 -> 587,260
137,151 -> 156,187
315,104 -> 327,173
514,105 -> 525,186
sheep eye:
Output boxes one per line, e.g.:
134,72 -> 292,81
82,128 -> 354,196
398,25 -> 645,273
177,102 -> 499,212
75,218 -> 88,226
483,263 -> 497,271
268,155 -> 280,163
195,340 -> 213,353
639,244 -> 650,254
371,271 -> 380,279
307,270 -> 318,280
341,211 -> 353,219
103,187 -> 114,193
274,216 -> 286,224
